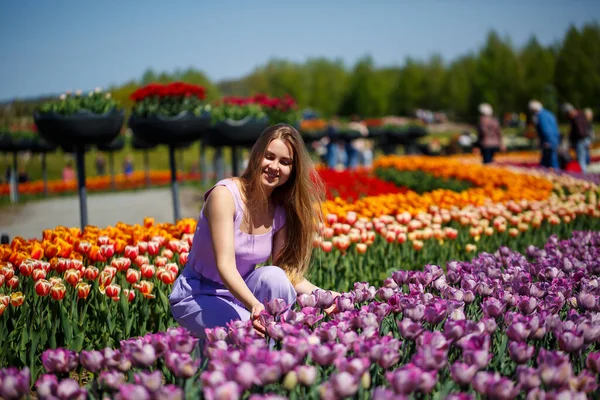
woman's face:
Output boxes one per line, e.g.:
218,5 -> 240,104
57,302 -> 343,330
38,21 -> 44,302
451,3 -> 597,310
260,138 -> 294,190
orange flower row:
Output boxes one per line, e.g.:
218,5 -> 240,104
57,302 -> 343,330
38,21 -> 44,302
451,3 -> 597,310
322,156 -> 555,220
0,170 -> 202,197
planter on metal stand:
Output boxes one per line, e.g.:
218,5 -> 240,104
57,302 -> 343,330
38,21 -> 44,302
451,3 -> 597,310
97,136 -> 126,190
129,111 -> 211,222
30,137 -> 58,197
34,109 -> 125,229
131,136 -> 157,188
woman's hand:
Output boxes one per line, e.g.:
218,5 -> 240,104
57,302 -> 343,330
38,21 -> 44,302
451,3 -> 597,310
324,291 -> 341,316
251,302 -> 266,337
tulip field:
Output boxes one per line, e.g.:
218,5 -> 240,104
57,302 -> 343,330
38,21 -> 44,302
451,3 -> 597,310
1,155 -> 600,399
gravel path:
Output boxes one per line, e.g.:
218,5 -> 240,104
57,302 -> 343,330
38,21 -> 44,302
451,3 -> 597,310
0,187 -> 203,240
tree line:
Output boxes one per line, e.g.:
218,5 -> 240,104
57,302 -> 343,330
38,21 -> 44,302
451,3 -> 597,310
2,23 -> 599,128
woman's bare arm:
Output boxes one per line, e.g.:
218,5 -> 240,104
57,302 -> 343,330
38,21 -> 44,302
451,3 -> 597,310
206,186 -> 261,310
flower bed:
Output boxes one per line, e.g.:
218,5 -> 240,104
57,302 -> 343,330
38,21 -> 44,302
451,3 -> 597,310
1,232 -> 599,399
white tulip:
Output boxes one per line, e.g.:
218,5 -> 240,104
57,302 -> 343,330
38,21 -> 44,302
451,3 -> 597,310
59,94 -> 67,100
105,93 -> 112,99
95,87 -> 103,93
65,89 -> 72,95
75,89 -> 82,96
88,91 -> 94,97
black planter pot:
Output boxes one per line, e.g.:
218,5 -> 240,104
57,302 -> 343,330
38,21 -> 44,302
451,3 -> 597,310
97,136 -> 126,152
301,130 -> 327,144
128,111 -> 211,146
0,134 -> 34,153
34,109 -> 125,149
367,127 -> 386,138
131,136 -> 158,150
29,137 -> 58,154
384,126 -> 428,145
209,117 -> 269,147
338,129 -> 362,143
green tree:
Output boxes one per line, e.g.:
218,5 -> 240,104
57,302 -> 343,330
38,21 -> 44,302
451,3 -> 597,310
305,58 -> 348,117
340,56 -> 390,117
520,36 -> 556,112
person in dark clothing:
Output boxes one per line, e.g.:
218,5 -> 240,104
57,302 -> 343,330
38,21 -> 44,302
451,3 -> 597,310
562,103 -> 591,173
474,103 -> 505,164
529,100 -> 560,169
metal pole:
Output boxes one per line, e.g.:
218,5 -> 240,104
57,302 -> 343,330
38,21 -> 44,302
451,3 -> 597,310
13,151 -> 19,203
109,152 -> 116,190
75,146 -> 88,229
169,145 -> 181,222
231,146 -> 239,176
144,150 -> 151,188
214,147 -> 225,181
42,153 -> 48,197
200,139 -> 209,186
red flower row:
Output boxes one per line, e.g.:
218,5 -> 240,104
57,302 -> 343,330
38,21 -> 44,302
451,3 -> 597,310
130,82 -> 206,102
317,169 -> 408,202
220,94 -> 297,112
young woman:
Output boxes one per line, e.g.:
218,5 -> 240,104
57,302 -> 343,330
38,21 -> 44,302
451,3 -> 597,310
169,123 -> 336,338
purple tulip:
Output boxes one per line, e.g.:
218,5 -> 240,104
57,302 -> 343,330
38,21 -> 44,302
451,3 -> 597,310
516,365 -> 541,391
256,363 -> 282,385
79,350 -> 104,373
539,362 -> 572,388
205,326 -> 229,342
168,332 -> 198,354
445,394 -> 474,400
264,298 -> 289,317
98,370 -> 126,391
103,348 -> 132,372
314,289 -> 335,309
164,352 -> 199,378
578,321 -> 600,344
557,329 -> 584,353
35,374 -> 58,399
372,386 -> 404,400
398,318 -> 424,340
200,369 -> 226,388
392,270 -> 409,286
481,297 -> 505,319
131,343 -> 157,368
56,378 -> 87,400
424,300 -> 448,325
376,287 -> 395,301
335,294 -> 355,312
134,370 -> 163,393
462,290 -> 475,304
204,381 -> 241,400
386,366 -> 420,394
571,370 -> 598,393
297,293 -> 317,308
41,348 -> 78,374
404,304 -> 425,321
506,321 -> 531,342
450,362 -> 478,386
154,384 -> 184,400
0,367 -> 30,400
335,357 -> 370,377
330,371 -> 359,397
508,341 -> 535,364
586,351 -> 600,374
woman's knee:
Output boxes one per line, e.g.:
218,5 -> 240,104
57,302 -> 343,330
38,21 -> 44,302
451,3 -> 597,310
250,266 -> 296,301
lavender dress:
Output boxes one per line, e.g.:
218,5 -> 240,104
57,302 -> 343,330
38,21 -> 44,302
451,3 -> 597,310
169,179 -> 297,338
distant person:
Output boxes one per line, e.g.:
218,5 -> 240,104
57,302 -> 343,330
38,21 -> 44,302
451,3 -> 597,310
346,115 -> 369,169
17,167 -> 30,183
528,100 -> 560,169
474,103 -> 504,164
123,155 -> 134,177
584,107 -> 595,166
562,103 -> 590,173
95,153 -> 106,176
62,161 -> 76,182
325,116 -> 343,169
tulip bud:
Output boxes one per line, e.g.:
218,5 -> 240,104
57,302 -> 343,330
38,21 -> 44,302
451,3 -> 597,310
50,283 -> 66,301
126,269 -> 141,284
84,266 -> 99,281
64,269 -> 81,287
32,268 -> 47,281
105,284 -> 121,298
35,279 -> 52,297
282,371 -> 298,391
10,291 -> 24,307
7,276 -> 19,290
76,282 -> 91,300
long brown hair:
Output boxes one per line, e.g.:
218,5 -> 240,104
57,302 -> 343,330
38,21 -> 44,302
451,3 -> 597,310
240,123 -> 324,284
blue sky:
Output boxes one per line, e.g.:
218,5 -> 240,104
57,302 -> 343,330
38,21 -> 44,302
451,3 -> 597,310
0,0 -> 599,101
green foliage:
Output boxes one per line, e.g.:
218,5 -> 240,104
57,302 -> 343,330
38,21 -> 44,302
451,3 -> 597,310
37,90 -> 120,116
209,102 -> 266,124
374,167 -> 474,194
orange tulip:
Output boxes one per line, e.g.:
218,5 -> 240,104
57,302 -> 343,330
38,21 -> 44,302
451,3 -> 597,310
76,282 -> 91,300
135,280 -> 155,299
6,276 -> 19,290
50,283 -> 66,301
10,291 -> 24,307
35,279 -> 52,297
126,268 -> 141,284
